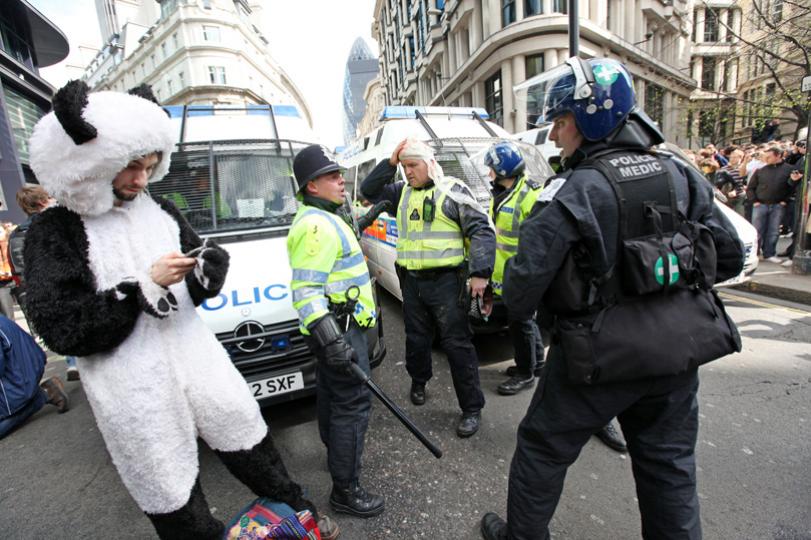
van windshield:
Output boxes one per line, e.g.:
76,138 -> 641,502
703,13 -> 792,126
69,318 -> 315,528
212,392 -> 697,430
150,141 -> 307,234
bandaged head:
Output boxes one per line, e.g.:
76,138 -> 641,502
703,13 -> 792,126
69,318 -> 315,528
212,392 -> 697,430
397,138 -> 445,185
29,80 -> 175,217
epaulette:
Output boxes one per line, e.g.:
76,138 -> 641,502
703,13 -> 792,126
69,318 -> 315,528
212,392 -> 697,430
524,178 -> 542,190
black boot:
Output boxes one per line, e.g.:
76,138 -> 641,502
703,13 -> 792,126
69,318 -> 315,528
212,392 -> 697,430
456,411 -> 481,438
410,381 -> 426,405
595,423 -> 627,453
216,431 -> 318,520
145,478 -> 224,540
497,373 -> 535,395
329,482 -> 385,518
480,512 -> 508,540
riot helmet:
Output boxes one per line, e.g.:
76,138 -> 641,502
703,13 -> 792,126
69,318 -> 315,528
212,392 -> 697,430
514,57 -> 636,141
484,141 -> 525,179
293,145 -> 343,192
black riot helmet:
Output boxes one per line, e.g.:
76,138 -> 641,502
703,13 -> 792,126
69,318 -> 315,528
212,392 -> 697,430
293,145 -> 343,192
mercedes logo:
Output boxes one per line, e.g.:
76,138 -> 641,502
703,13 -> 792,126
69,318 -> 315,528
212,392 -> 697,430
234,320 -> 266,353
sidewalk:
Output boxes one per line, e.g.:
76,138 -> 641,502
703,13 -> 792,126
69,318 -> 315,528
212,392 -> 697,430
730,237 -> 811,306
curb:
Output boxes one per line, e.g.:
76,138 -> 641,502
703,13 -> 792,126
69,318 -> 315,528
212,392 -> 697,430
731,281 -> 811,307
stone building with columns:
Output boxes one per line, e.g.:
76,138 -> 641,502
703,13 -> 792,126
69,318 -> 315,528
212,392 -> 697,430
82,0 -> 312,127
687,2 -> 742,147
371,0 -> 696,146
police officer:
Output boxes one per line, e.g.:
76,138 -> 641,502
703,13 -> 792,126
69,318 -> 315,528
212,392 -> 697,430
480,57 -> 744,539
484,141 -> 544,395
287,145 -> 384,518
361,138 -> 495,438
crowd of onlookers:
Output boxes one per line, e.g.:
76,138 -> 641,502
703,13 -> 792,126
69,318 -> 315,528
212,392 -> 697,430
682,138 -> 808,266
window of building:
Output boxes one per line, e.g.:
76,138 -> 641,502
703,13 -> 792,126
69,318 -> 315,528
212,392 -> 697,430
725,10 -> 735,42
552,0 -> 567,14
700,57 -> 716,91
202,0 -> 212,9
203,25 -> 221,42
525,0 -> 542,16
3,84 -> 46,165
160,0 -> 178,19
208,66 -> 226,85
723,59 -> 737,92
161,43 -> 167,59
167,78 -> 174,95
436,0 -> 446,9
172,32 -> 179,49
525,53 -> 544,79
485,70 -> 503,127
502,0 -> 516,26
772,0 -> 783,22
141,62 -> 146,77
151,54 -> 156,68
408,36 -> 415,69
644,82 -> 664,127
703,8 -> 719,42
698,110 -> 715,142
417,0 -> 426,52
178,71 -> 184,87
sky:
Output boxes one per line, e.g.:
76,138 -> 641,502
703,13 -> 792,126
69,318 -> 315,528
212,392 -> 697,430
29,0 -> 379,148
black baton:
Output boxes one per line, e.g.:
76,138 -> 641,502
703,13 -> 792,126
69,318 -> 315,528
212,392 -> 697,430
347,362 -> 443,459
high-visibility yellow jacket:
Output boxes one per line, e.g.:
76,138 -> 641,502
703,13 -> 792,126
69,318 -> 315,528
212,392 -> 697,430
489,175 -> 543,296
395,179 -> 466,270
287,204 -> 376,333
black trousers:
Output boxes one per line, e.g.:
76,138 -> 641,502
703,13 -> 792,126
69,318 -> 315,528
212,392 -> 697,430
508,318 -> 544,376
313,322 -> 372,487
402,270 -> 485,414
506,345 -> 701,540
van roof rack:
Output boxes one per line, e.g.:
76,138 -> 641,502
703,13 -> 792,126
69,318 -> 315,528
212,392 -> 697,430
379,106 -> 490,121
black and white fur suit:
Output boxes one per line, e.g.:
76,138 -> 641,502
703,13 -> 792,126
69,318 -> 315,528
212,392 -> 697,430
24,81 -> 316,539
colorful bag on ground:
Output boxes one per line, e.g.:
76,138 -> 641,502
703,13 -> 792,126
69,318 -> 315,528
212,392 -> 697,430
224,498 -> 321,540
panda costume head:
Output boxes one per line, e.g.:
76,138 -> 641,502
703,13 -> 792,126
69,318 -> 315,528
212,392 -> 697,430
29,80 -> 175,217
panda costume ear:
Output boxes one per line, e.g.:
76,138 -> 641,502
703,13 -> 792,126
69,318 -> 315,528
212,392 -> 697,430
52,80 -> 97,145
128,83 -> 160,104
128,84 -> 171,117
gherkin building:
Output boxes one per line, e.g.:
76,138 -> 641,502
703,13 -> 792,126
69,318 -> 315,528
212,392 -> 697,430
342,37 -> 378,144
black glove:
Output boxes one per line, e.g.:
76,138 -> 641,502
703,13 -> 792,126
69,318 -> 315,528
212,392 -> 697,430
192,238 -> 230,291
308,313 -> 356,370
356,200 -> 393,231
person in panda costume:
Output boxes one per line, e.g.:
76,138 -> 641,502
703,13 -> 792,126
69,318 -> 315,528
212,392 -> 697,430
23,80 -> 318,539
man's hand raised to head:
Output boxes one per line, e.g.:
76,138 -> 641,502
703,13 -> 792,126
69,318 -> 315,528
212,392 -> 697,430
150,252 -> 196,287
389,139 -> 408,167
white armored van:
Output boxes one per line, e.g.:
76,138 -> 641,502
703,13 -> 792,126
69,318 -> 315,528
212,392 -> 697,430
150,104 -> 386,405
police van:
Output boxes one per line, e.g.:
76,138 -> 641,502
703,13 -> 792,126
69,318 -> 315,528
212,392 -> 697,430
149,104 -> 386,405
340,106 -> 555,327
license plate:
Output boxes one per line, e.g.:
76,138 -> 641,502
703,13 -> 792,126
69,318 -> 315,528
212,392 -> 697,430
249,372 -> 304,400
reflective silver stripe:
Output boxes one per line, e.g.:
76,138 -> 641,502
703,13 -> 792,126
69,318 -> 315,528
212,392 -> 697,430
512,185 -> 530,232
324,273 -> 371,295
297,298 -> 330,320
496,242 -> 518,253
292,286 -> 323,303
497,227 -> 519,239
292,268 -> 329,283
332,251 -> 365,272
397,248 -> 465,260
302,208 -> 351,257
398,186 -> 412,242
405,230 -> 462,241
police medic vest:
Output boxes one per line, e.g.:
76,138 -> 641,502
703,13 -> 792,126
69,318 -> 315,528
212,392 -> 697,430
395,180 -> 465,270
490,175 -> 543,296
288,205 -> 377,334
545,149 -> 717,316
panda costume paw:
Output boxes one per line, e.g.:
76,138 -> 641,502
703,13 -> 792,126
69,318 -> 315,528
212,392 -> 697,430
116,277 -> 178,319
192,239 -> 229,292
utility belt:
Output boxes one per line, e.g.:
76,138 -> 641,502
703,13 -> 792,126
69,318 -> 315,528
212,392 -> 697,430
398,264 -> 462,281
327,301 -> 372,331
